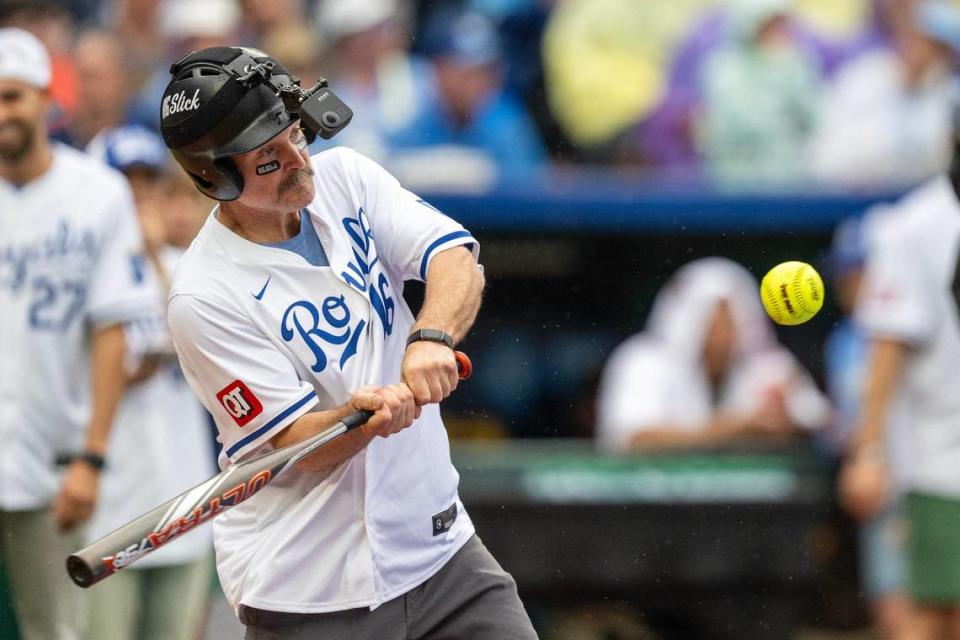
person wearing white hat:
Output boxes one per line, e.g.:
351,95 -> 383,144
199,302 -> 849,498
0,27 -> 155,640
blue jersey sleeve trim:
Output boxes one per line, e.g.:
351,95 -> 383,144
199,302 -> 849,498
225,389 -> 318,459
419,230 -> 475,280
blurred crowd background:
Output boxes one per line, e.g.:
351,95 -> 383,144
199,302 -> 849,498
9,0 -> 960,189
4,0 -> 960,638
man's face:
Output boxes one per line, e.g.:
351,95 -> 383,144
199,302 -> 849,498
231,123 -> 315,211
0,79 -> 48,162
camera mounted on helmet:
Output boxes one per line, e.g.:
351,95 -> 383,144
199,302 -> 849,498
160,46 -> 353,201
233,58 -> 352,144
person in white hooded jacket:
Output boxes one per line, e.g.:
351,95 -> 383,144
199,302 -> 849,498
596,257 -> 829,452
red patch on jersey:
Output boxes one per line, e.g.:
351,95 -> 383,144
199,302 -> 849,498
216,380 -> 263,427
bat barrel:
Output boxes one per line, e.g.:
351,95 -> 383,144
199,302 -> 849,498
63,414 -> 362,588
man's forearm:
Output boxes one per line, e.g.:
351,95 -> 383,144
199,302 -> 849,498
270,405 -> 374,474
84,324 -> 127,454
854,338 -> 907,452
412,246 -> 484,343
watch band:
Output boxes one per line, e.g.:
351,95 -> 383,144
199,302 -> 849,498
55,452 -> 106,471
77,452 -> 106,471
406,328 -> 455,350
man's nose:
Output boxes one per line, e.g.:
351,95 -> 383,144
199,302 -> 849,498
279,139 -> 307,170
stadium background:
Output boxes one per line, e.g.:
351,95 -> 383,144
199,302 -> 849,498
0,0 -> 947,638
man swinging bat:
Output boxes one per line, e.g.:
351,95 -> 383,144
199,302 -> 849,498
72,45 -> 537,640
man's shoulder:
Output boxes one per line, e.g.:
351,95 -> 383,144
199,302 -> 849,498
310,145 -> 361,172
168,229 -> 236,301
309,146 -> 386,183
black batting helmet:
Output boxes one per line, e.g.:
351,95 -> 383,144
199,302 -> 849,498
160,46 -> 300,201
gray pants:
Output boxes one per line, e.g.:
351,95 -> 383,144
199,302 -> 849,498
240,535 -> 538,639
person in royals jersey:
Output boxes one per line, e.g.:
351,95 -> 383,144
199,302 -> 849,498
159,45 -> 537,639
0,28 -> 155,640
840,113 -> 960,638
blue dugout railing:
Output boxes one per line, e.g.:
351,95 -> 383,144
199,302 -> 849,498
423,178 -> 907,233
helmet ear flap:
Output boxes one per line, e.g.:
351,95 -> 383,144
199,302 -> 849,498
214,158 -> 244,201
186,159 -> 244,201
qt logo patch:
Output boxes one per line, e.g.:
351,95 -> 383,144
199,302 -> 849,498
216,380 -> 263,427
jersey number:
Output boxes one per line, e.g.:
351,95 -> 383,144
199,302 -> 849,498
29,277 -> 86,330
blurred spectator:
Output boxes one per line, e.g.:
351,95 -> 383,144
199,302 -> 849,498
385,7 -> 546,190
260,21 -> 324,91
694,0 -> 821,185
103,0 -> 166,92
542,0 -> 711,161
839,167 -> 960,637
311,0 -> 424,162
0,28 -> 154,640
810,0 -> 960,187
823,215 -> 913,639
84,125 -> 215,640
631,0 -> 899,171
162,163 -> 211,250
0,0 -> 78,128
596,257 -> 828,452
466,0 -> 549,96
127,0 -> 240,130
239,0 -> 306,49
456,1 -> 561,160
66,29 -> 132,147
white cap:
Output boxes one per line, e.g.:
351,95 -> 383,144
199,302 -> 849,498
315,0 -> 399,40
0,28 -> 52,89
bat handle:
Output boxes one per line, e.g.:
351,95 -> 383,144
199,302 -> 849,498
454,351 -> 472,380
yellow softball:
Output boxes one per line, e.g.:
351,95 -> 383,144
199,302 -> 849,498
760,261 -> 825,326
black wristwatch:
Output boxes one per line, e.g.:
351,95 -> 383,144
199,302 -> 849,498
406,328 -> 455,350
77,452 -> 106,471
56,452 -> 106,471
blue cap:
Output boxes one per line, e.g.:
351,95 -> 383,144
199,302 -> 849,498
916,0 -> 960,57
829,216 -> 868,276
89,125 -> 169,174
421,9 -> 501,66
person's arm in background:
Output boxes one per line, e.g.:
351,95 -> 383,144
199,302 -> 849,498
839,338 -> 906,520
403,246 -> 485,406
623,415 -> 762,450
55,170 -> 156,530
53,324 -> 126,530
623,394 -> 796,452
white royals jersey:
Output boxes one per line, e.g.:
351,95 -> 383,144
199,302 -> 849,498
167,148 -> 478,613
857,176 -> 960,497
0,144 -> 155,510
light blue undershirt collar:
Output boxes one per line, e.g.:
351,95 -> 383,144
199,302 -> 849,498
263,210 -> 329,267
